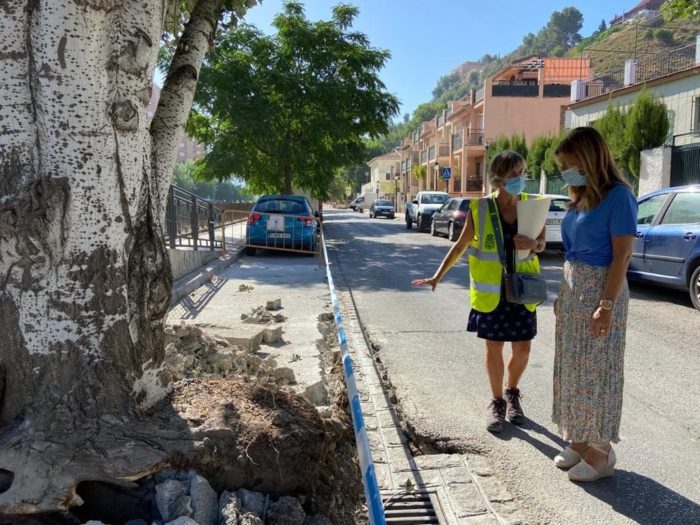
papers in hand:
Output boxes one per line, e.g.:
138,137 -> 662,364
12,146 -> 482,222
516,197 -> 551,261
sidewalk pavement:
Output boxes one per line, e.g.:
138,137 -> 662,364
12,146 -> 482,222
169,248 -> 526,525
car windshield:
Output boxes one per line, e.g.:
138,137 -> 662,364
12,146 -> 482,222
375,200 -> 392,206
421,194 -> 448,204
255,198 -> 309,215
549,198 -> 570,212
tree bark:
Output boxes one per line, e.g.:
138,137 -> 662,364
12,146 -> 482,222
0,0 -> 220,514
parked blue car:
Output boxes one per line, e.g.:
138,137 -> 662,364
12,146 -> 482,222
245,195 -> 318,255
628,185 -> 700,310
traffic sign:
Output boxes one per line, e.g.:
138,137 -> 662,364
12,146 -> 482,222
441,167 -> 451,180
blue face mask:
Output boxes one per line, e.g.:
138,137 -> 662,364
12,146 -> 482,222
561,167 -> 587,186
504,176 -> 526,196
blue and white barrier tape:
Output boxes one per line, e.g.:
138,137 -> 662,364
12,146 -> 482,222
321,233 -> 386,525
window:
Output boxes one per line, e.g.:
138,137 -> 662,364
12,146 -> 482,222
661,193 -> 700,225
459,199 -> 471,211
549,198 -> 571,212
445,199 -> 457,211
385,173 -> 391,181
637,194 -> 668,225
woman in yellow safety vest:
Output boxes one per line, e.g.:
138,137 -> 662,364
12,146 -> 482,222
412,150 -> 546,433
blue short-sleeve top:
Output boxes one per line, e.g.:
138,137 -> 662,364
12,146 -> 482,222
562,184 -> 638,267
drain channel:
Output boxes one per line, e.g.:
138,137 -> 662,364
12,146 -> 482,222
382,491 -> 441,524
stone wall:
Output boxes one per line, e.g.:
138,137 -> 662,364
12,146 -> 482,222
639,146 -> 672,196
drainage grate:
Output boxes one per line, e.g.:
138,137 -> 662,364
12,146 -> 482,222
382,491 -> 441,524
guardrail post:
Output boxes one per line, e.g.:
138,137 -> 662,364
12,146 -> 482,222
190,195 -> 199,251
167,186 -> 177,249
208,203 -> 217,251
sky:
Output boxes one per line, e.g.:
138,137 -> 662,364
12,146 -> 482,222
240,0 -> 638,118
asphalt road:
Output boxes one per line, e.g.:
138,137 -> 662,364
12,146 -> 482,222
322,207 -> 700,525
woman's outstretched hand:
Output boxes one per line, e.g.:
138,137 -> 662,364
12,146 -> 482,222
411,277 -> 438,291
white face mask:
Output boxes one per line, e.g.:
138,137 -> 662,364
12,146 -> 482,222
560,167 -> 587,186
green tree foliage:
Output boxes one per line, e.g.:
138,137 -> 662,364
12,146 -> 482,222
173,161 -> 251,201
188,1 -> 399,198
516,7 -> 583,57
661,0 -> 700,21
432,71 -> 462,99
593,104 -> 630,169
487,134 -> 528,164
527,136 -> 554,179
597,19 -> 608,33
509,133 -> 529,162
624,89 -> 670,177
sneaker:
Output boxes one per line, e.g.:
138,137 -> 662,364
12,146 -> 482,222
486,398 -> 507,433
505,387 -> 525,425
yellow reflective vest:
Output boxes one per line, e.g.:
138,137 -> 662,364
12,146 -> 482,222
467,193 -> 542,313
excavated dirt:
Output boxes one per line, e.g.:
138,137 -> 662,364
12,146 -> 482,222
2,313 -> 367,524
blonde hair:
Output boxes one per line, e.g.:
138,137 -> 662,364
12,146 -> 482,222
488,150 -> 526,187
554,127 -> 630,210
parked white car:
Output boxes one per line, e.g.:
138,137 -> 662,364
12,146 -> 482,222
544,194 -> 571,247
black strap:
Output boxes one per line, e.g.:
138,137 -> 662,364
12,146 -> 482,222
486,198 -> 507,267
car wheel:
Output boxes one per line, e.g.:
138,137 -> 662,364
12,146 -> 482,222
690,264 -> 700,311
389,214 -> 395,220
244,246 -> 256,256
430,219 -> 437,236
448,222 -> 456,242
369,211 -> 373,218
406,214 -> 412,229
417,214 -> 424,232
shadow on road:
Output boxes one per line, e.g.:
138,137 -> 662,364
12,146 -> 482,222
579,469 -> 700,524
488,418 -> 567,460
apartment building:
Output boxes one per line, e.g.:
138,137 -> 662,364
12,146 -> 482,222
399,55 -> 590,199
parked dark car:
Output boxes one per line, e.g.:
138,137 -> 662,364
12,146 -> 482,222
627,185 -> 700,310
245,195 -> 318,256
369,199 -> 395,219
430,197 -> 471,241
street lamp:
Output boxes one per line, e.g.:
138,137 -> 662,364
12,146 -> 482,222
433,161 -> 439,191
394,173 -> 400,209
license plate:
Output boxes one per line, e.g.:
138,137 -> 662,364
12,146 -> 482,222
268,232 -> 291,239
267,215 -> 285,231
547,218 -> 562,225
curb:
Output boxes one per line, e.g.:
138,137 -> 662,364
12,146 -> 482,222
170,248 -> 244,307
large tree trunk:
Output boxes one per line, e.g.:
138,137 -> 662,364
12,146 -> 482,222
0,0 -> 220,514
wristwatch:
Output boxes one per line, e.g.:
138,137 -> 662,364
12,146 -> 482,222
599,299 -> 613,310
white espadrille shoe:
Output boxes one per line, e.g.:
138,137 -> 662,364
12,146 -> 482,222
554,446 -> 581,469
568,447 -> 616,482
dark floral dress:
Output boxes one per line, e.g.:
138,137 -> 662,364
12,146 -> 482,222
466,218 -> 537,342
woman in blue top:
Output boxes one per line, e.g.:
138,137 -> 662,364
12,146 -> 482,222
551,127 -> 638,482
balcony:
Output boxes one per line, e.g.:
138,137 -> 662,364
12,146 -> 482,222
437,114 -> 445,128
452,133 -> 463,150
475,87 -> 484,103
543,83 -> 571,98
492,82 -> 538,97
465,130 -> 484,146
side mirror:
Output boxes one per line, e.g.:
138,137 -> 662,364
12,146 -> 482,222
412,199 -> 418,205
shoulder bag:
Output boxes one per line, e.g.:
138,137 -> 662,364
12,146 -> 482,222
487,199 -> 547,305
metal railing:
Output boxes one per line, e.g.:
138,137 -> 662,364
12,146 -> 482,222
165,185 -> 224,251
579,43 -> 697,102
465,130 -> 484,146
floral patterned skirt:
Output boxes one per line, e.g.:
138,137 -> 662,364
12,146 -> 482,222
552,261 -> 629,443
